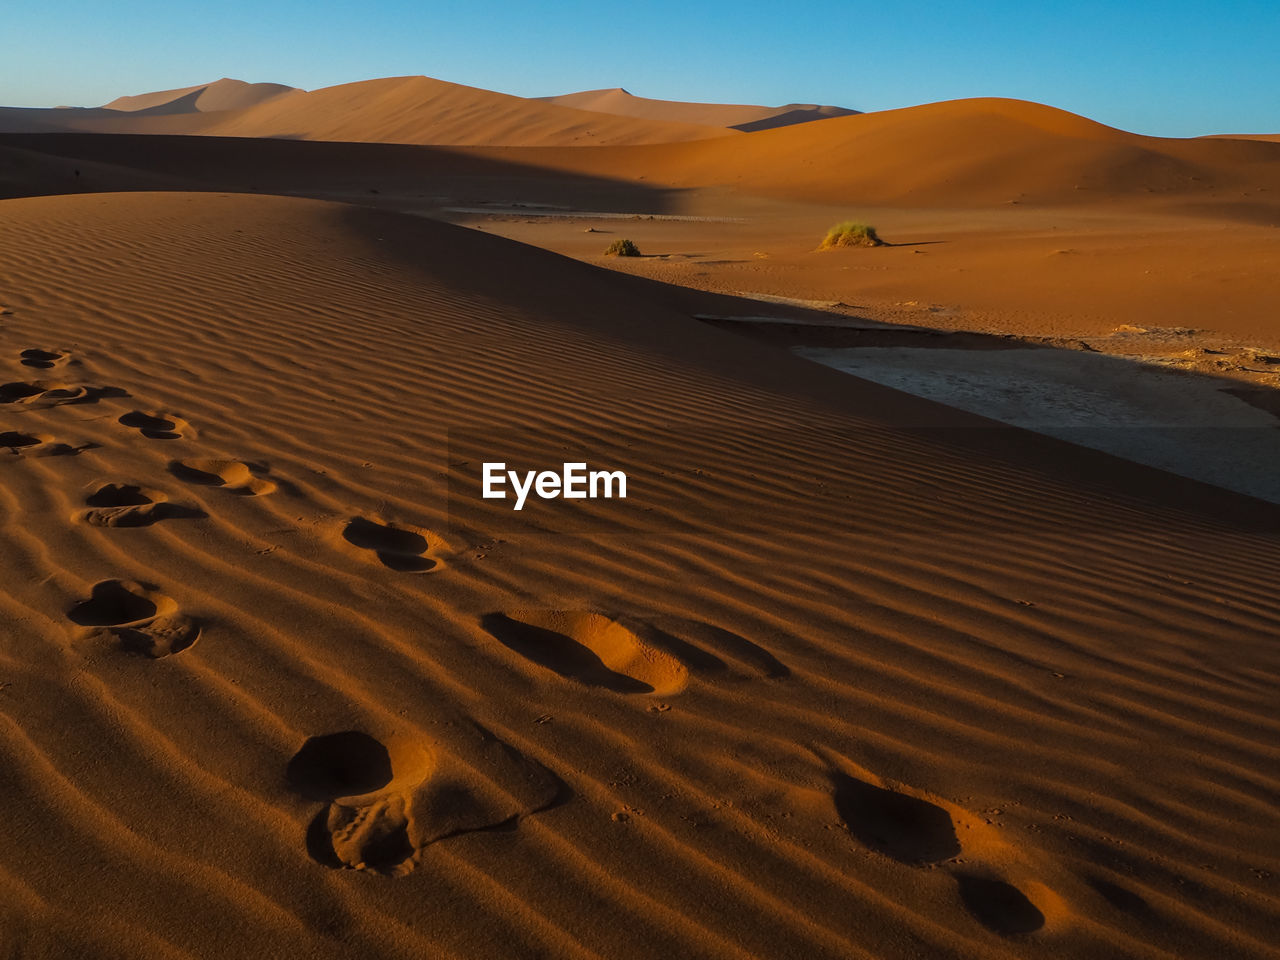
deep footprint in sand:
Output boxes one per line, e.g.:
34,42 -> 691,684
954,873 -> 1046,935
341,517 -> 438,572
481,610 -> 689,695
833,773 -> 962,864
170,458 -> 277,495
67,579 -> 201,657
288,726 -> 562,877
0,430 -> 48,451
288,731 -> 433,876
118,410 -> 190,440
0,430 -> 83,456
77,482 -> 205,528
0,380 -> 102,406
0,382 -> 46,404
829,766 -> 1049,935
19,349 -> 70,370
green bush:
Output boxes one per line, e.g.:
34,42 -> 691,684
820,221 -> 883,249
604,238 -> 642,257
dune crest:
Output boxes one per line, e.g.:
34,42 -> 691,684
539,86 -> 859,130
1,75 -> 739,146
101,77 -> 299,114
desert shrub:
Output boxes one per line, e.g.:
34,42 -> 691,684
604,238 -> 641,257
820,221 -> 883,249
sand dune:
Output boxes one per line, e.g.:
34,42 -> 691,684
4,104 -> 1277,347
539,87 -> 858,131
197,75 -> 739,146
499,97 -> 1280,207
9,95 -> 1280,214
0,76 -> 738,147
101,77 -> 298,114
0,189 -> 1278,958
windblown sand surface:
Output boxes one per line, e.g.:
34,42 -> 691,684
1,78 -> 1280,960
1,190 -> 1278,960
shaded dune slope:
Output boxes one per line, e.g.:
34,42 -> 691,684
0,192 -> 1277,959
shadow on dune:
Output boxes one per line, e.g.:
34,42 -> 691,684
0,132 -> 686,214
332,196 -> 1280,538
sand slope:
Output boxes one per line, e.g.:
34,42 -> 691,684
539,87 -> 859,131
0,190 -> 1278,959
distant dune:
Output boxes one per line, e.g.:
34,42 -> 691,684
5,96 -> 1279,218
512,97 -> 1280,208
538,87 -> 858,131
0,75 -> 740,147
101,77 -> 299,114
191,75 -> 736,146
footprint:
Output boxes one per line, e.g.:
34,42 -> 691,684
0,430 -> 48,450
289,730 -> 407,799
832,773 -> 961,864
1086,876 -> 1153,918
170,458 -> 276,495
0,430 -> 84,456
323,795 -> 415,873
827,763 -> 1050,936
118,410 -> 190,440
288,731 -> 432,876
342,517 -> 438,572
647,616 -> 790,679
19,349 -> 69,370
954,873 -> 1046,935
67,579 -> 200,658
288,725 -> 562,877
77,482 -> 204,528
0,382 -> 45,403
0,380 -> 101,406
481,610 -> 689,695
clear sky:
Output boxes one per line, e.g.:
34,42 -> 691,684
6,1 -> 1278,137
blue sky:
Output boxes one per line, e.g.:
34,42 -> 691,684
6,1 -> 1278,136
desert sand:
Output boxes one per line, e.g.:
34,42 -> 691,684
1,76 -> 1278,960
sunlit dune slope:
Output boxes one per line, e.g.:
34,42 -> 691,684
539,87 -> 858,131
506,97 -> 1280,206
